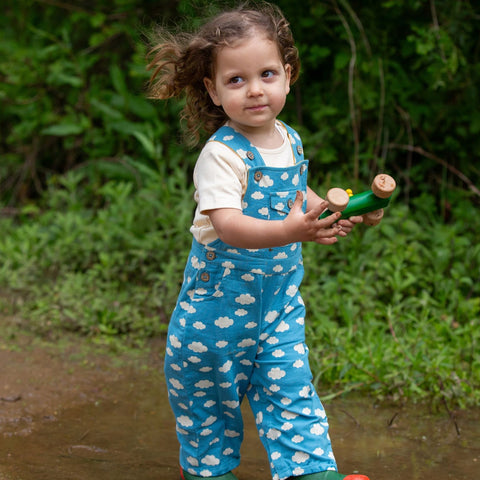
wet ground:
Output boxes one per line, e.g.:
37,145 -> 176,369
1,327 -> 478,480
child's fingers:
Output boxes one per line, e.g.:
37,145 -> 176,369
338,215 -> 363,226
307,199 -> 330,219
316,209 -> 341,228
337,215 -> 363,235
291,190 -> 304,211
305,200 -> 341,225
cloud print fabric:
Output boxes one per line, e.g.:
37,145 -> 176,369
164,124 -> 338,480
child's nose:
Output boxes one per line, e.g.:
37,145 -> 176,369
247,79 -> 263,96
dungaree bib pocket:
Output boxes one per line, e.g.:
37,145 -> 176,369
269,190 -> 299,216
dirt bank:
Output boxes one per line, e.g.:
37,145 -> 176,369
0,326 -> 153,436
1,322 -> 479,480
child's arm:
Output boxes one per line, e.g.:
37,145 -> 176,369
207,191 -> 343,249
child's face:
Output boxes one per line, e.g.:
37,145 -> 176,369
204,33 -> 291,136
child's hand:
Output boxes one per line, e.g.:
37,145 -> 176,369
284,191 -> 343,245
336,215 -> 363,236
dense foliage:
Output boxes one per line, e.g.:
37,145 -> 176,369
1,0 -> 479,407
1,0 -> 479,204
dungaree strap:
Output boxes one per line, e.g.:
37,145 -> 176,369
208,122 -> 305,166
281,121 -> 305,164
208,126 -> 264,167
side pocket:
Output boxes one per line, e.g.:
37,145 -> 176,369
191,263 -> 224,300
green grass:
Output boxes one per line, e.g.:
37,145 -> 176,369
0,170 -> 479,408
302,198 -> 479,408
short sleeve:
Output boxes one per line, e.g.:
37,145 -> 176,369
193,141 -> 247,214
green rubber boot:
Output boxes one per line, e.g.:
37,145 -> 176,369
288,472 -> 370,480
180,467 -> 239,480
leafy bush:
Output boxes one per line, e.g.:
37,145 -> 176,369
1,0 -> 479,205
1,173 -> 479,407
0,0 -> 184,203
277,0 -> 480,202
1,0 -> 479,407
0,161 -> 194,338
302,191 -> 480,408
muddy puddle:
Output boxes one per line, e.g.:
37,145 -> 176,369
1,331 -> 479,480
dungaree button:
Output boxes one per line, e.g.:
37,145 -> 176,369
300,164 -> 307,174
200,272 -> 210,282
206,251 -> 216,260
297,146 -> 304,155
288,199 -> 294,209
254,171 -> 263,182
246,151 -> 255,160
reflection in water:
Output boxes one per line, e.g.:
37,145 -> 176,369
1,369 -> 478,480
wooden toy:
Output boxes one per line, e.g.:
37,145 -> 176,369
320,174 -> 396,226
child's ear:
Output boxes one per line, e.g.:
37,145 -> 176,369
284,64 -> 292,94
204,77 -> 221,106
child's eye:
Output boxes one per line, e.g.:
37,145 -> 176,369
229,76 -> 243,84
262,70 -> 276,78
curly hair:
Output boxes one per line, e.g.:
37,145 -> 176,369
146,2 -> 300,147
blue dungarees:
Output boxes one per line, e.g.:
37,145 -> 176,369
164,123 -> 338,480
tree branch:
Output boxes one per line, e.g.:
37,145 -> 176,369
333,1 -> 359,182
388,143 -> 480,197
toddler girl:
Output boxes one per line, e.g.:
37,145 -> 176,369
147,3 -> 369,480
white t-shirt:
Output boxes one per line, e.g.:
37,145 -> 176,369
190,122 -> 297,245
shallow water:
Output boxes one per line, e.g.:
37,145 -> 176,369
1,365 -> 478,480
